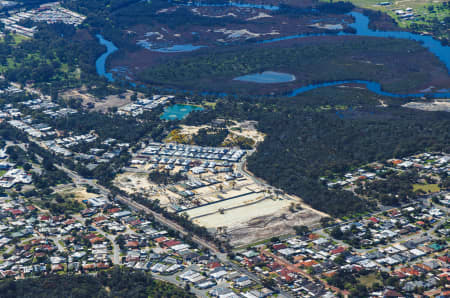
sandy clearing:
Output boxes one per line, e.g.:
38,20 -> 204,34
227,206 -> 324,246
171,122 -> 265,146
190,195 -> 293,227
185,192 -> 266,220
247,12 -> 273,20
61,88 -> 144,113
402,100 -> 450,112
214,28 -> 279,40
54,185 -> 98,203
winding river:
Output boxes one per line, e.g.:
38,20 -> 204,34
95,34 -> 118,82
95,12 -> 450,98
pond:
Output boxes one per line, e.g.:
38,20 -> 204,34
137,40 -> 206,53
160,104 -> 204,120
234,71 -> 296,83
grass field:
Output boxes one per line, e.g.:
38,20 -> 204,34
358,273 -> 381,288
0,33 -> 30,44
413,183 -> 441,193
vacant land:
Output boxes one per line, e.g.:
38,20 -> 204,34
412,183 -> 441,193
62,88 -> 138,112
358,272 -> 382,288
188,194 -> 324,246
403,100 -> 450,112
165,121 -> 265,146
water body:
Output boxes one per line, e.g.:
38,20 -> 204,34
95,34 -> 118,82
95,12 -> 450,98
160,104 -> 204,120
137,40 -> 206,53
185,1 -> 279,10
263,12 -> 450,73
234,71 -> 296,83
288,80 -> 450,98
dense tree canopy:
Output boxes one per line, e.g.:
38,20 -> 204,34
185,87 -> 449,216
0,267 -> 193,298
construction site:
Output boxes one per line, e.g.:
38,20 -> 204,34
116,138 -> 326,246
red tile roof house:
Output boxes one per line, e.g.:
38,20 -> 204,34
40,244 -> 55,252
129,219 -> 142,227
330,247 -> 346,255
272,243 -> 287,251
82,264 -> 96,271
154,237 -> 168,243
125,241 -> 139,248
437,256 -> 449,263
400,267 -> 421,277
208,262 -> 221,270
308,233 -> 319,240
89,237 -> 105,244
299,260 -> 318,268
162,239 -> 181,248
107,208 -> 121,214
51,264 -> 64,272
368,217 -> 379,223
383,289 -> 404,297
9,209 -> 24,216
388,209 -> 400,217
96,263 -> 110,269
26,205 -> 36,211
93,216 -> 107,224
323,270 -> 337,278
267,262 -> 282,271
63,219 -> 76,225
39,215 -> 50,221
278,267 -> 296,283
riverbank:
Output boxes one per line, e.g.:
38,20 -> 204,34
95,11 -> 450,99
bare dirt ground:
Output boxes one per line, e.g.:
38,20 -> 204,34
402,100 -> 450,112
223,200 -> 323,246
187,190 -> 325,246
115,172 -> 155,193
227,120 -> 265,144
114,172 -> 175,206
166,121 -> 265,146
61,87 -> 145,112
53,185 -> 98,202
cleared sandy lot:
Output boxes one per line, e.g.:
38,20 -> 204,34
185,193 -> 324,246
185,192 -> 265,220
403,100 -> 450,112
61,87 -> 142,112
189,195 -> 287,226
54,185 -> 98,203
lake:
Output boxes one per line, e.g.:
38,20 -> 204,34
160,104 -> 204,120
137,40 -> 206,53
234,71 -> 296,83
